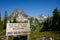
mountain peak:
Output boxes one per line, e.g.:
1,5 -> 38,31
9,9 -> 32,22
10,9 -> 28,18
9,9 -> 29,22
36,14 -> 48,23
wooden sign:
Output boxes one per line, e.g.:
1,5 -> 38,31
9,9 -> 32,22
6,23 -> 30,36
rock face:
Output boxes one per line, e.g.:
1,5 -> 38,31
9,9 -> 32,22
36,14 -> 48,23
9,9 -> 29,22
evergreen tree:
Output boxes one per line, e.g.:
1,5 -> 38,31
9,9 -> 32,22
0,12 -> 1,22
52,8 -> 59,31
3,11 -> 8,29
0,12 -> 3,30
58,12 -> 60,28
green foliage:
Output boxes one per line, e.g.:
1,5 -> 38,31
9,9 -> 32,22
52,8 -> 60,31
30,31 -> 60,40
12,17 -> 17,23
0,12 -> 3,30
30,17 -> 41,33
0,21 -> 3,30
31,25 -> 36,32
41,17 -> 52,31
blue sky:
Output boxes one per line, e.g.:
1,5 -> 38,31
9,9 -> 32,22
0,0 -> 60,17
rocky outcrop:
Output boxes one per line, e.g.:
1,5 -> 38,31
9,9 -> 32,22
9,9 -> 29,22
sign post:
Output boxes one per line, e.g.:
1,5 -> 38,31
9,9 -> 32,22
6,36 -> 8,40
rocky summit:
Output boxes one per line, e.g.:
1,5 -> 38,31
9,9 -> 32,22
9,9 -> 29,22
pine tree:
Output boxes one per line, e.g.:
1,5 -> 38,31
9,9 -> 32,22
52,8 -> 60,31
57,10 -> 60,31
0,12 -> 1,22
3,11 -> 8,29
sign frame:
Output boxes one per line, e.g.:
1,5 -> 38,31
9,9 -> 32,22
6,20 -> 30,40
